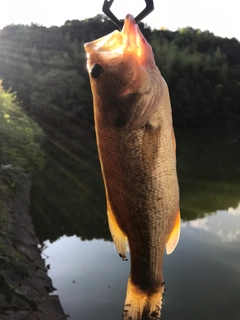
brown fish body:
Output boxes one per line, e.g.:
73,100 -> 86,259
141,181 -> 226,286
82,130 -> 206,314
85,15 -> 180,320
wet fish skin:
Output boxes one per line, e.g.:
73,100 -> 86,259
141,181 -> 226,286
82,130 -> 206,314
84,14 -> 180,320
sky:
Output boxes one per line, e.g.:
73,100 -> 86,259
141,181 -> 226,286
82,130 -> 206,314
0,0 -> 239,40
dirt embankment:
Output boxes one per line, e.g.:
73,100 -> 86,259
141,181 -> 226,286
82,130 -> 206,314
0,177 -> 67,320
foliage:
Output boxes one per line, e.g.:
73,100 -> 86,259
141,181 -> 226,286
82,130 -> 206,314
0,16 -> 239,133
0,80 -> 44,187
0,81 -> 43,272
150,28 -> 240,129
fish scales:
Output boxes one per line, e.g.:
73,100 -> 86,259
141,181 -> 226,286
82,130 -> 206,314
97,116 -> 177,288
85,14 -> 180,320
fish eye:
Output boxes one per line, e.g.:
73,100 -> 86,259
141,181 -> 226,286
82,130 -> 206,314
90,64 -> 104,78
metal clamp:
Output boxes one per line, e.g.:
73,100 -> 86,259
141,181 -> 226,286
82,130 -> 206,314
102,0 -> 154,30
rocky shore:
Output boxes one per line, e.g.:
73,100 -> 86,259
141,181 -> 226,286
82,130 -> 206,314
0,177 -> 67,320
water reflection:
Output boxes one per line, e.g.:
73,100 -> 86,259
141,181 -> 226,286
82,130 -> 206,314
186,203 -> 240,242
162,208 -> 240,320
43,204 -> 240,320
30,131 -> 240,242
30,136 -> 110,243
29,131 -> 240,319
43,237 -> 128,320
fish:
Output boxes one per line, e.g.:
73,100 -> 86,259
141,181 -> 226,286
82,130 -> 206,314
84,14 -> 180,320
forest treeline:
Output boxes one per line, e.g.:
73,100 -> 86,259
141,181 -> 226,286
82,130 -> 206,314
0,14 -> 239,134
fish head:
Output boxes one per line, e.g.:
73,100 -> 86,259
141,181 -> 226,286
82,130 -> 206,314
84,14 -> 163,129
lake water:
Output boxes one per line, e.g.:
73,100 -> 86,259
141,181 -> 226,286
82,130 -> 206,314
30,130 -> 240,320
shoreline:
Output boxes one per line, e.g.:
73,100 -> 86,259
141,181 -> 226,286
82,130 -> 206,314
0,176 -> 67,320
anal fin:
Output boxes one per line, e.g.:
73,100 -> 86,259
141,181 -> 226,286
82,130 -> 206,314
107,200 -> 128,260
166,210 -> 181,255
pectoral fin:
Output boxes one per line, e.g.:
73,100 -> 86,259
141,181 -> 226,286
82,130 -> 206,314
107,200 -> 128,260
166,210 -> 181,255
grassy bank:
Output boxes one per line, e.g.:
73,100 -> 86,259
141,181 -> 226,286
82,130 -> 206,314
0,80 -> 44,265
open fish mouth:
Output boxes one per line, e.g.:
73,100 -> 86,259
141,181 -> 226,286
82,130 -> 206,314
84,14 -> 153,67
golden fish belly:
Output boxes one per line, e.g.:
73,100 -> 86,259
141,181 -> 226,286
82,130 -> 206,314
95,108 -> 179,292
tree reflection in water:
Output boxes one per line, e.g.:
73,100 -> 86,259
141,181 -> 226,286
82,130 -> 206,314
29,131 -> 240,243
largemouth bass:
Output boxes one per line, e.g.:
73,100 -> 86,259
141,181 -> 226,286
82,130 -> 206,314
84,14 -> 180,320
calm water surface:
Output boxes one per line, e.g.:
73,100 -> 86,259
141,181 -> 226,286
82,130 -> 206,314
30,131 -> 240,320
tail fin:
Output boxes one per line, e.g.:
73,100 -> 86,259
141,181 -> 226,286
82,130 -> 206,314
123,278 -> 164,320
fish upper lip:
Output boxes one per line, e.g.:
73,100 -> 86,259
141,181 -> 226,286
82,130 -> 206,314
125,14 -> 135,23
122,14 -> 139,41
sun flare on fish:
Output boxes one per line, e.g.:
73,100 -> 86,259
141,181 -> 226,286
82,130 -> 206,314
85,14 -> 154,68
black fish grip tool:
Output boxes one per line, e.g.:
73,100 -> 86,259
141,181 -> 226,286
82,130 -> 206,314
102,0 -> 154,30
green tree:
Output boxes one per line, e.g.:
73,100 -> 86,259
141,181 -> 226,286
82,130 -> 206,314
0,80 -> 43,186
